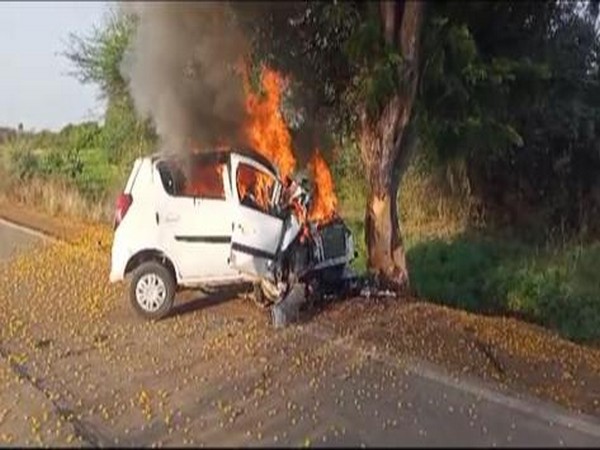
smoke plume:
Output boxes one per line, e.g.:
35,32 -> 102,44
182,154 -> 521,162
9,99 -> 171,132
120,1 -> 248,154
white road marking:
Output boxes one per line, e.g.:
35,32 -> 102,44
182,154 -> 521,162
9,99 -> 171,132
0,218 -> 56,242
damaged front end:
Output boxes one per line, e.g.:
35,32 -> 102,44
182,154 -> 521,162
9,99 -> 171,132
270,219 -> 358,327
226,151 -> 357,327
260,179 -> 358,327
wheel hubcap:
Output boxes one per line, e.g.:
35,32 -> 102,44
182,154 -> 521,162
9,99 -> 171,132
135,273 -> 167,312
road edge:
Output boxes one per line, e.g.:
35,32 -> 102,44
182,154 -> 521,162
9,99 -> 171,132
304,322 -> 600,439
0,217 -> 57,242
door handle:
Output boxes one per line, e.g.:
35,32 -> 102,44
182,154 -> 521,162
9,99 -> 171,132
165,213 -> 180,222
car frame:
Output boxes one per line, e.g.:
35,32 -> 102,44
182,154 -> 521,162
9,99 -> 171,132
109,148 -> 355,322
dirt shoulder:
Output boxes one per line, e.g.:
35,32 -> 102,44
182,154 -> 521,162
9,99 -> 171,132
0,198 -> 98,243
1,199 -> 599,418
314,296 -> 600,417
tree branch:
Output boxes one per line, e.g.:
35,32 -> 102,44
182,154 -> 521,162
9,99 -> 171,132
380,1 -> 399,45
398,0 -> 425,60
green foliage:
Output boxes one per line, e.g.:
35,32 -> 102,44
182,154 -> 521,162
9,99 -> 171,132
342,7 -> 407,119
0,115 -> 144,202
407,237 -> 504,312
407,237 -> 600,342
63,8 -> 136,100
419,1 -> 600,237
7,145 -> 40,180
331,138 -> 367,213
40,147 -> 83,179
418,15 -> 532,160
102,96 -> 156,165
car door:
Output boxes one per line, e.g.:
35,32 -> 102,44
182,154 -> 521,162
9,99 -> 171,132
229,156 -> 284,281
185,157 -> 237,280
155,160 -> 208,281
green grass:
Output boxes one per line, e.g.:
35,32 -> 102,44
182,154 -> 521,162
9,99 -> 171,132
407,236 -> 600,343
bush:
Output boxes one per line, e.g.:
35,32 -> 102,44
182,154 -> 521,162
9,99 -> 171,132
406,235 -> 600,343
7,145 -> 40,180
39,147 -> 84,179
0,114 -> 146,221
407,237 -> 502,312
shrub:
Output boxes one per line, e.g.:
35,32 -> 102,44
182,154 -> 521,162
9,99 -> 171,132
407,237 -> 501,311
406,235 -> 600,343
7,145 -> 40,180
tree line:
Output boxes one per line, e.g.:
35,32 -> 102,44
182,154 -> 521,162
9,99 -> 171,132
63,0 -> 600,290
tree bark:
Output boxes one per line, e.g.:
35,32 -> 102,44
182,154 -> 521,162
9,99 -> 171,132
360,0 -> 424,290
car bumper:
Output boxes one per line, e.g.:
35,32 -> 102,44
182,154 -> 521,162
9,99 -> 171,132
109,244 -> 130,283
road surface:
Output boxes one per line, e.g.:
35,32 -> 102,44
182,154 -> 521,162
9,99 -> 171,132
0,219 -> 599,447
0,218 -> 43,260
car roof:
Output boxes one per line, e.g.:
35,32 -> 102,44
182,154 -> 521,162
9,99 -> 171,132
151,147 -> 279,176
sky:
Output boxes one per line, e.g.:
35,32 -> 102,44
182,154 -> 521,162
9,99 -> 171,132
0,1 -> 109,132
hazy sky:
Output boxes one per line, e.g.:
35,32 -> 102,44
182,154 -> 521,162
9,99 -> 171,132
0,1 -> 109,132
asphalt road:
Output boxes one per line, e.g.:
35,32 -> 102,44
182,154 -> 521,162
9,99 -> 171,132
1,219 -> 599,447
0,219 -> 43,261
0,219 -> 82,445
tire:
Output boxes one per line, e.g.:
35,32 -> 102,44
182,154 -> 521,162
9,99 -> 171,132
129,261 -> 176,321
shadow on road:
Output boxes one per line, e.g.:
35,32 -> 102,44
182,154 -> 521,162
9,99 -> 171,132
168,284 -> 252,319
296,288 -> 363,325
166,279 -> 363,326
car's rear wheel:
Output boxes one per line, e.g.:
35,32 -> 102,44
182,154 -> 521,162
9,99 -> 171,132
129,261 -> 175,320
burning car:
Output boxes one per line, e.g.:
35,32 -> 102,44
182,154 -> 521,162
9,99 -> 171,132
109,147 -> 356,326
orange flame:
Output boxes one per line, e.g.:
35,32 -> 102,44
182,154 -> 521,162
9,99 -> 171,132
236,162 -> 274,211
181,162 -> 226,199
308,149 -> 338,224
183,64 -> 343,220
242,65 -> 340,225
243,66 -> 296,180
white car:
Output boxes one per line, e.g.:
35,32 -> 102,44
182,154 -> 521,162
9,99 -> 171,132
109,148 -> 355,323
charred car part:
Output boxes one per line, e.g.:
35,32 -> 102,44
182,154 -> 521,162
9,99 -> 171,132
253,178 -> 358,327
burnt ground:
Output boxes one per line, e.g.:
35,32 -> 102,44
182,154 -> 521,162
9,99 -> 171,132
0,200 -> 599,446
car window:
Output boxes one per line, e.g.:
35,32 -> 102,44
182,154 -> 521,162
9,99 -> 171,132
236,163 -> 277,214
181,160 -> 226,199
157,161 -> 185,196
157,159 -> 226,200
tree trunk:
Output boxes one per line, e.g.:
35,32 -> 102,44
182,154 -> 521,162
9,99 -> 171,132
360,0 -> 424,290
364,180 -> 408,288
361,100 -> 418,289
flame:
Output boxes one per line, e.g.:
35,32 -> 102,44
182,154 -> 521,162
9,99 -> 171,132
241,65 -> 340,225
243,66 -> 296,180
181,62 -> 339,225
308,149 -> 338,224
236,162 -> 274,211
181,162 -> 225,198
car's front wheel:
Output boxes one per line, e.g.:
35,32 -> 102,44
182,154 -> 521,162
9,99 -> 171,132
129,261 -> 176,320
